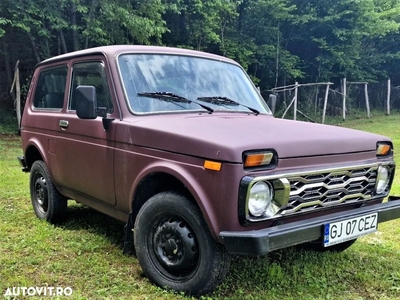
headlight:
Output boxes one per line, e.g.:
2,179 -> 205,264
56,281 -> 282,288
376,166 -> 391,194
248,181 -> 275,217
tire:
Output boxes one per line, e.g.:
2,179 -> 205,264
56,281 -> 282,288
134,192 -> 230,296
30,160 -> 67,223
303,239 -> 357,252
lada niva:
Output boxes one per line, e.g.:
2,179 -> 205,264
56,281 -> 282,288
18,45 -> 400,295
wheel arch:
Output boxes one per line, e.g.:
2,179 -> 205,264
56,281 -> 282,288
24,140 -> 46,170
130,163 -> 221,241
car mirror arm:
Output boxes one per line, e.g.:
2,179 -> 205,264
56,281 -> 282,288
102,116 -> 115,131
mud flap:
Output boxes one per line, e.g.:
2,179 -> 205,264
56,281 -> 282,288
122,212 -> 135,255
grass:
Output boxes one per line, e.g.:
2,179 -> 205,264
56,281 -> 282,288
1,114 -> 400,299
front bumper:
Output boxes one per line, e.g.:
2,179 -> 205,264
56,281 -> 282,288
220,196 -> 400,255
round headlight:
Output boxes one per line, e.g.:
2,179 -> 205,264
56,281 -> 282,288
248,181 -> 273,217
376,166 -> 390,194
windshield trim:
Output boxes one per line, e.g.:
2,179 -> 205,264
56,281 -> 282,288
116,52 -> 272,116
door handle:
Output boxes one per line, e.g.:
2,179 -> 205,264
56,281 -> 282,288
59,120 -> 69,129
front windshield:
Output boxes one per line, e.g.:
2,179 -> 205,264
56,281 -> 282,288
117,53 -> 271,114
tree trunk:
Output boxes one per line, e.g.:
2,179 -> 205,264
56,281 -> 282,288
85,0 -> 99,49
70,0 -> 79,51
1,38 -> 13,97
27,32 -> 41,63
59,30 -> 68,53
275,23 -> 280,88
221,21 -> 226,56
42,17 -> 50,59
238,0 -> 249,32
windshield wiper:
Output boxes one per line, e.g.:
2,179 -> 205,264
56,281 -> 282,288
196,96 -> 259,115
137,92 -> 214,113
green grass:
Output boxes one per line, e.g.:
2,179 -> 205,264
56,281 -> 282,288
1,114 -> 400,299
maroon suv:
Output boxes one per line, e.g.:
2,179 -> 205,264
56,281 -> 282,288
18,45 -> 400,295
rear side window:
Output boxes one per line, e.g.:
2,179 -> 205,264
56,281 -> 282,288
69,61 -> 113,112
33,65 -> 68,109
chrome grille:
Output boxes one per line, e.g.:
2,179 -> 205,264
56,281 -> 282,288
281,166 -> 379,215
244,162 -> 395,223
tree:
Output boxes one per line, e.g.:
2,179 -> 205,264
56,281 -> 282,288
1,0 -> 400,117
286,0 -> 400,82
82,0 -> 167,47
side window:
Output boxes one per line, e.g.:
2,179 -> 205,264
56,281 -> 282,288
33,65 -> 67,109
69,61 -> 113,112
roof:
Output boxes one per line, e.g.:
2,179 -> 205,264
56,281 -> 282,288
38,45 -> 238,66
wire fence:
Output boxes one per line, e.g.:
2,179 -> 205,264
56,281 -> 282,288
269,79 -> 400,123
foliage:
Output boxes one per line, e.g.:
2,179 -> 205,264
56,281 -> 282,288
1,0 -> 400,117
0,110 -> 18,134
0,17 -> 10,37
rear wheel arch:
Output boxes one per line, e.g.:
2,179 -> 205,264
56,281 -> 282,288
25,144 -> 44,170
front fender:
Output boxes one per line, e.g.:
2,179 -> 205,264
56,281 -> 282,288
130,160 -> 222,241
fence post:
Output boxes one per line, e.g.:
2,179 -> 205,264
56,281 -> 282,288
342,77 -> 346,120
294,81 -> 298,120
322,84 -> 329,124
10,60 -> 21,130
387,79 -> 391,115
364,83 -> 370,118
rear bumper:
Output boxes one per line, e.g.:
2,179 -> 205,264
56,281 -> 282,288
219,196 -> 400,255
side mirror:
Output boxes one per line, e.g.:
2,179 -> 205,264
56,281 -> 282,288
76,85 -> 97,119
268,94 -> 277,115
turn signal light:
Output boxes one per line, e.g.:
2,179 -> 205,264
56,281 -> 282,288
377,143 -> 391,156
204,160 -> 222,172
244,152 -> 274,168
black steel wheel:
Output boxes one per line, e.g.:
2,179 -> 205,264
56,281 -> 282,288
134,192 -> 230,296
30,160 -> 67,223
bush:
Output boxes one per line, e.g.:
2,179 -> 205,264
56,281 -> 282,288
0,109 -> 19,134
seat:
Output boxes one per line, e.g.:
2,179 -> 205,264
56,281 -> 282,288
43,93 -> 64,109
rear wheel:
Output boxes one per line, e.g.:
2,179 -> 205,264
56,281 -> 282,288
134,192 -> 230,296
30,160 -> 67,223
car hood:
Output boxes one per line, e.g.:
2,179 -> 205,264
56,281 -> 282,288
121,113 -> 390,162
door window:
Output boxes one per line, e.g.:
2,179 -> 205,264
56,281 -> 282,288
33,65 -> 67,109
69,61 -> 114,113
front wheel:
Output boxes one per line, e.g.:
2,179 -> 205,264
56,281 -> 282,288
134,192 -> 230,296
30,160 -> 67,223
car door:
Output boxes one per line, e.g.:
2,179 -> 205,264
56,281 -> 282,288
26,64 -> 68,179
56,58 -> 117,205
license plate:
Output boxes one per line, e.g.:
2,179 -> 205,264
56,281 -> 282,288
323,213 -> 378,247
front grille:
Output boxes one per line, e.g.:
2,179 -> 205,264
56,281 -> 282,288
280,166 -> 381,215
242,162 -> 395,223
